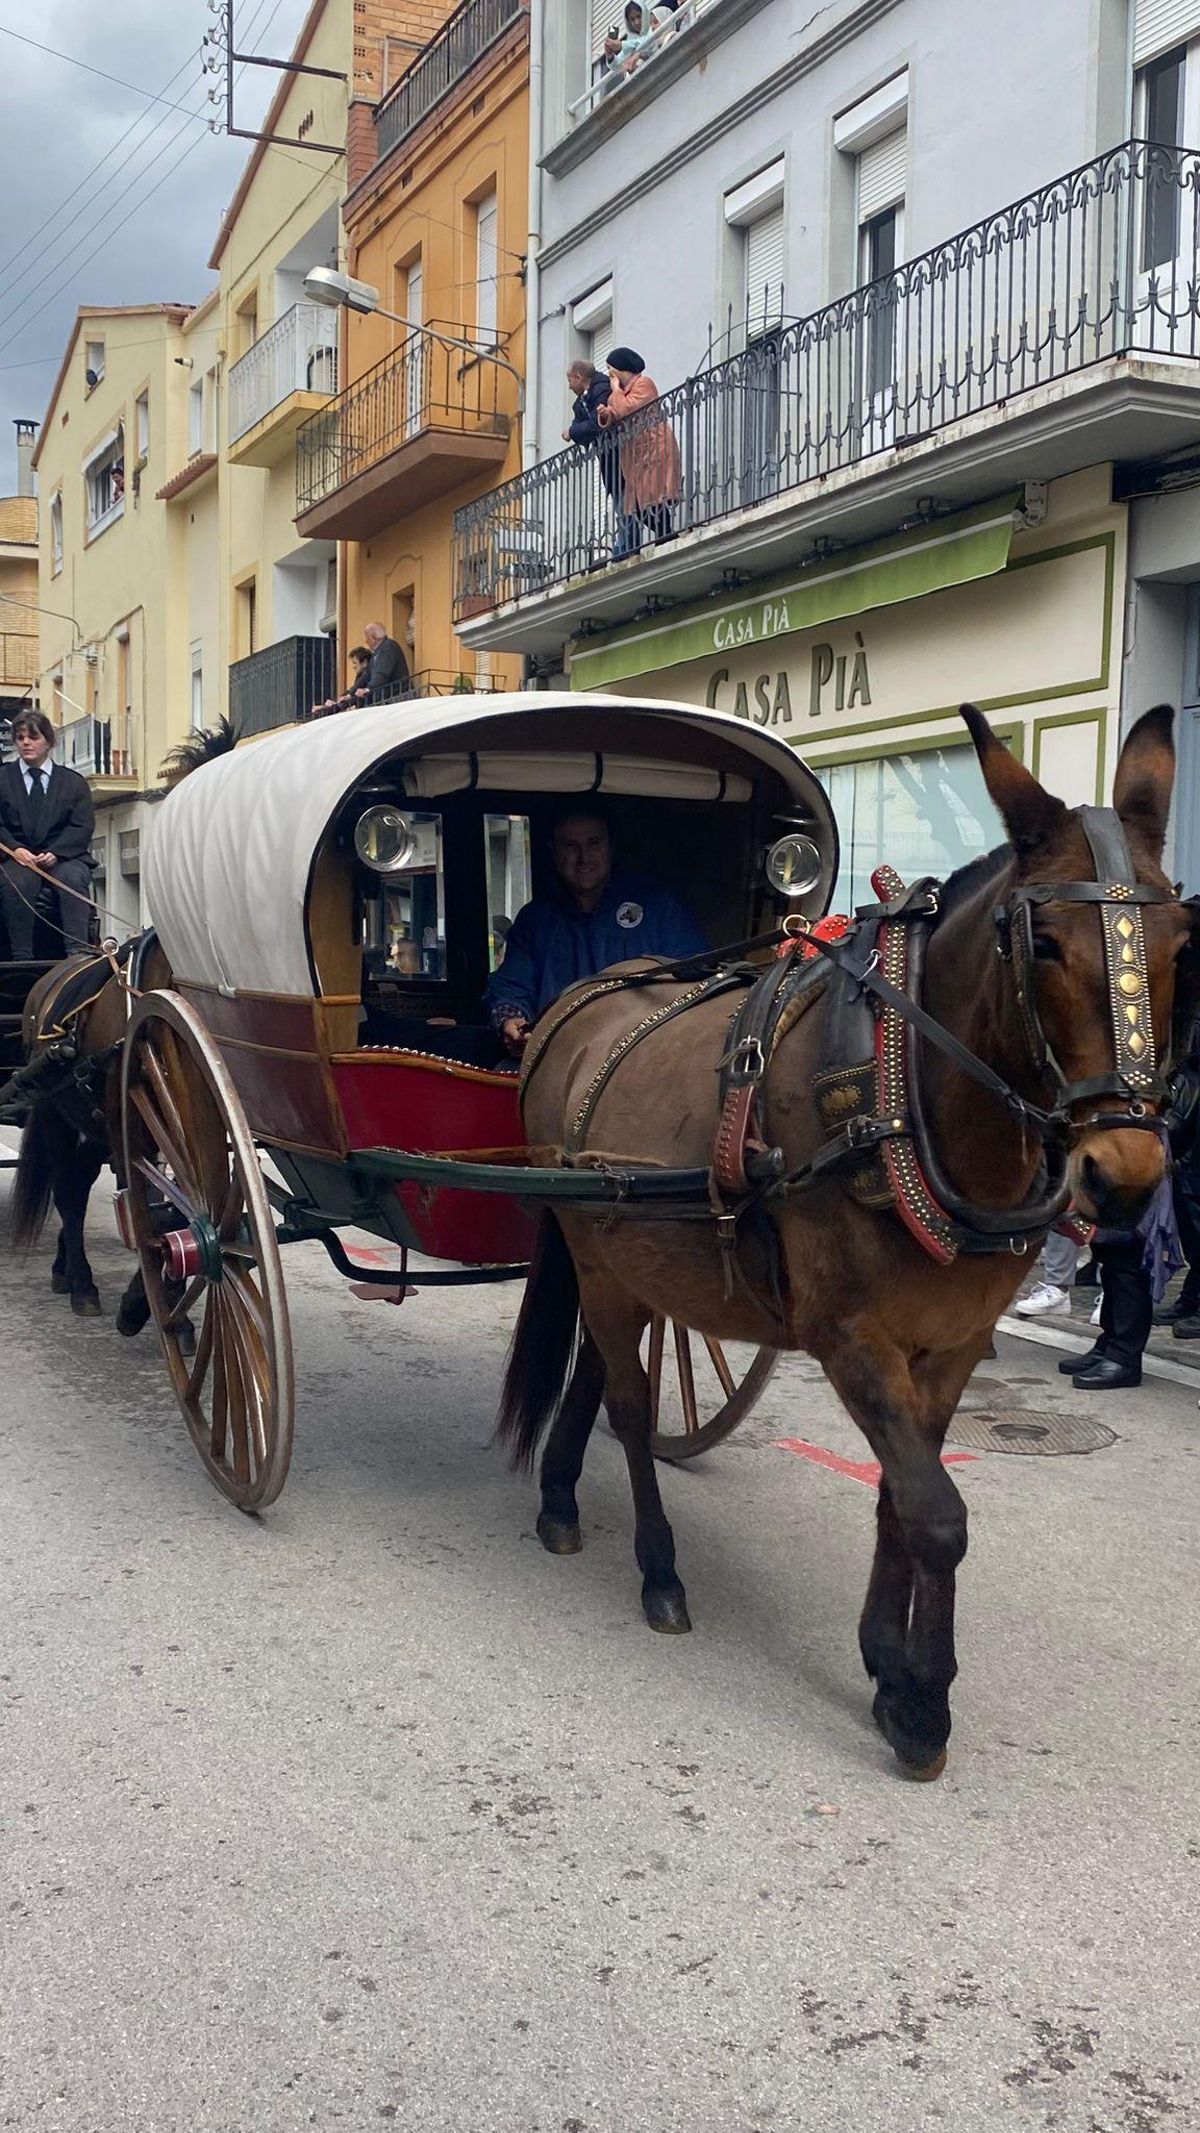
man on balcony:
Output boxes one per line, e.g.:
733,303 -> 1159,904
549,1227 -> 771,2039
362,621 -> 411,705
0,710 -> 95,959
484,805 -> 706,1056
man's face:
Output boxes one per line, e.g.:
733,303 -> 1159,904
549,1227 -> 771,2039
552,816 -> 612,902
364,626 -> 383,649
567,366 -> 589,393
15,726 -> 51,769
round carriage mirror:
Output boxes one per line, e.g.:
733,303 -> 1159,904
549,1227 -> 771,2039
354,805 -> 417,874
764,832 -> 822,900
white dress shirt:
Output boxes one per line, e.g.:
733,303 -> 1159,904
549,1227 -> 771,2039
21,759 -> 52,798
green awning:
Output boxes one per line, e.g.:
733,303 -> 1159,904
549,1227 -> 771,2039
570,494 -> 1020,692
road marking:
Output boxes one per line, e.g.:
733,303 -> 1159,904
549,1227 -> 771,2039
775,1439 -> 976,1487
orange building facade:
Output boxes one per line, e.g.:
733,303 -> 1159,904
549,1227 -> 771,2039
295,0 -> 529,693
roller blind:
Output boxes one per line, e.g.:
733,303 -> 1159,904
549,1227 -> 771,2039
858,126 -> 906,223
745,207 -> 785,331
1134,1 -> 1200,66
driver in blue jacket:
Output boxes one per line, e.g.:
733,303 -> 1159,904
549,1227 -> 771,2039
485,806 -> 707,1056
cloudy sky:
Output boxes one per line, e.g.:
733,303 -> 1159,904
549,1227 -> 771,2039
0,0 -> 316,480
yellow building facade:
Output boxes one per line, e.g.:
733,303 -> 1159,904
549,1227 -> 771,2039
31,304 -> 198,926
296,0 -> 529,693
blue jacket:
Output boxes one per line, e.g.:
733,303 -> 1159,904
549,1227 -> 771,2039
485,873 -> 707,1026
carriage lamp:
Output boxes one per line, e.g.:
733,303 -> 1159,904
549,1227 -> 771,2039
764,832 -> 823,899
354,805 -> 417,874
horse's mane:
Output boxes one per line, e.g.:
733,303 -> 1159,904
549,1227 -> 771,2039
159,716 -> 238,788
932,842 -> 1012,921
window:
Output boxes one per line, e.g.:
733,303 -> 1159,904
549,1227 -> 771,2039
474,189 -> 499,346
190,642 -> 204,730
50,491 -> 63,575
84,426 -> 125,538
401,256 -> 423,437
484,814 -> 531,973
205,365 -> 220,454
188,378 -> 204,456
236,578 -> 257,660
84,339 -> 105,387
833,79 -> 907,423
119,830 -> 140,879
236,292 -> 258,357
135,391 -> 150,463
365,813 -> 446,982
817,744 -> 1001,914
1137,42 -> 1188,270
571,278 -> 614,372
725,159 -> 786,337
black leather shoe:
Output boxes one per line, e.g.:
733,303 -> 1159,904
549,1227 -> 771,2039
1172,1315 -> 1200,1340
1059,1346 -> 1102,1375
1071,1356 -> 1142,1390
1155,1296 -> 1199,1325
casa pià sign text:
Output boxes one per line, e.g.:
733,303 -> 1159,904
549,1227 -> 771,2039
705,631 -> 872,724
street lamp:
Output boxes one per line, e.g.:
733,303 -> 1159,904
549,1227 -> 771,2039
303,266 -> 526,414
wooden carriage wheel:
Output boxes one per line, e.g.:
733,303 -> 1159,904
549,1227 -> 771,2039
647,1319 -> 777,1462
120,990 -> 294,1512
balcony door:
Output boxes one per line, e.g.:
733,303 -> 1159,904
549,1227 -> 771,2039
403,258 -> 424,439
856,133 -> 906,453
724,159 -> 786,512
1133,16 -> 1200,353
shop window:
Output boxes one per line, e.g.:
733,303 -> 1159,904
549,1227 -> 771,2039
84,426 -> 125,538
815,742 -> 1002,913
484,813 -> 532,972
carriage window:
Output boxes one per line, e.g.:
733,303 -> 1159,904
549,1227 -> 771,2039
816,743 -> 1002,911
364,811 -> 446,981
484,812 -> 532,973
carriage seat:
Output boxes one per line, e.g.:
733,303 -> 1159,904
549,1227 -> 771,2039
360,1000 -> 511,1072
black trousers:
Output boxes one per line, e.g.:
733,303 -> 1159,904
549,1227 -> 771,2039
1092,1236 -> 1153,1368
0,857 -> 93,959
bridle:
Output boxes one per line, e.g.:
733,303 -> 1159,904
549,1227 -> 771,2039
994,804 -> 1178,1145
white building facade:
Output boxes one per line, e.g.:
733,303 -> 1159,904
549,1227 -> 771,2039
453,0 -> 1200,896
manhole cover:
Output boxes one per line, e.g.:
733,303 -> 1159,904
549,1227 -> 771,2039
946,1409 -> 1117,1456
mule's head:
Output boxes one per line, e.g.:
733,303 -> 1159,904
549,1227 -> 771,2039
962,703 -> 1192,1228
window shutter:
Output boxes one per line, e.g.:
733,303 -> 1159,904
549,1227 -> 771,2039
745,207 -> 785,332
857,126 -> 906,224
1134,1 -> 1200,65
589,0 -> 616,78
476,192 -> 498,345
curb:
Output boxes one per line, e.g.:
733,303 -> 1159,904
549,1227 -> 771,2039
997,1313 -> 1200,1393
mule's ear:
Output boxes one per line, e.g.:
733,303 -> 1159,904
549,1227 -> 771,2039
1113,704 -> 1175,862
959,703 -> 1068,858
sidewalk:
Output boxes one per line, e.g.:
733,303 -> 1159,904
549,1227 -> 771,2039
1003,1268 -> 1200,1388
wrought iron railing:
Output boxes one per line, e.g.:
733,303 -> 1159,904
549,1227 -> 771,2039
570,0 -> 723,122
229,634 -> 335,736
58,711 -> 134,778
228,304 -> 339,443
298,668 -> 508,721
297,323 -> 507,516
454,137 -> 1200,618
376,0 -> 527,162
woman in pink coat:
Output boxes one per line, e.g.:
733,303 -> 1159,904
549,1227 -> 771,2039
596,346 -> 682,559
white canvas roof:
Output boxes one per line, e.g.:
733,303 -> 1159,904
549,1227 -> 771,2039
144,692 -> 835,997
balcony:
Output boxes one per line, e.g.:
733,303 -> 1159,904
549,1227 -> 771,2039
295,326 -> 510,541
59,711 -> 135,783
229,634 -> 335,737
455,138 -> 1200,651
376,0 -> 527,164
227,305 -> 339,469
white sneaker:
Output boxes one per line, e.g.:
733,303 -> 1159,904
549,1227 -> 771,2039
1015,1282 -> 1070,1317
1090,1297 -> 1102,1326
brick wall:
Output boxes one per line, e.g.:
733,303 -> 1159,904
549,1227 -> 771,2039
353,0 -> 457,103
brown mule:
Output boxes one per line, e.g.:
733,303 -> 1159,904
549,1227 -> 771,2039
498,705 -> 1193,1777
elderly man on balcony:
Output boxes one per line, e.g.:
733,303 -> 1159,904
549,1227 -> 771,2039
0,710 -> 95,959
362,621 -> 411,704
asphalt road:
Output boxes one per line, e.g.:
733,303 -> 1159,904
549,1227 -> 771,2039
1,1158 -> 1198,2132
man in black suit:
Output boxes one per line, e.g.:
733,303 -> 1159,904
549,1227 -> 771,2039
0,710 -> 96,959
361,621 -> 411,703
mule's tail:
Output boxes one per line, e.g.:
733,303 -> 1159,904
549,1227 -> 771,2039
10,1111 -> 54,1248
496,1213 -> 581,1469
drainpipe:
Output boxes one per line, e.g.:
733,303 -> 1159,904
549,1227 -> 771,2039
523,0 -> 543,470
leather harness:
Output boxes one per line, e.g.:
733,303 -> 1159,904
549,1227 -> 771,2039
520,808 -> 1182,1270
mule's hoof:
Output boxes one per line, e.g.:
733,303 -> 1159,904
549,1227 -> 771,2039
51,1270 -> 70,1295
537,1514 -> 582,1556
71,1294 -> 102,1318
115,1313 -> 142,1339
896,1748 -> 948,1783
643,1589 -> 692,1634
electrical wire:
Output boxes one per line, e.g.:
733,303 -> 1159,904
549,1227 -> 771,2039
0,24 -> 212,121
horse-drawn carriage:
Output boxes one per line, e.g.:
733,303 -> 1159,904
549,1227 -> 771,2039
120,691 -> 838,1509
